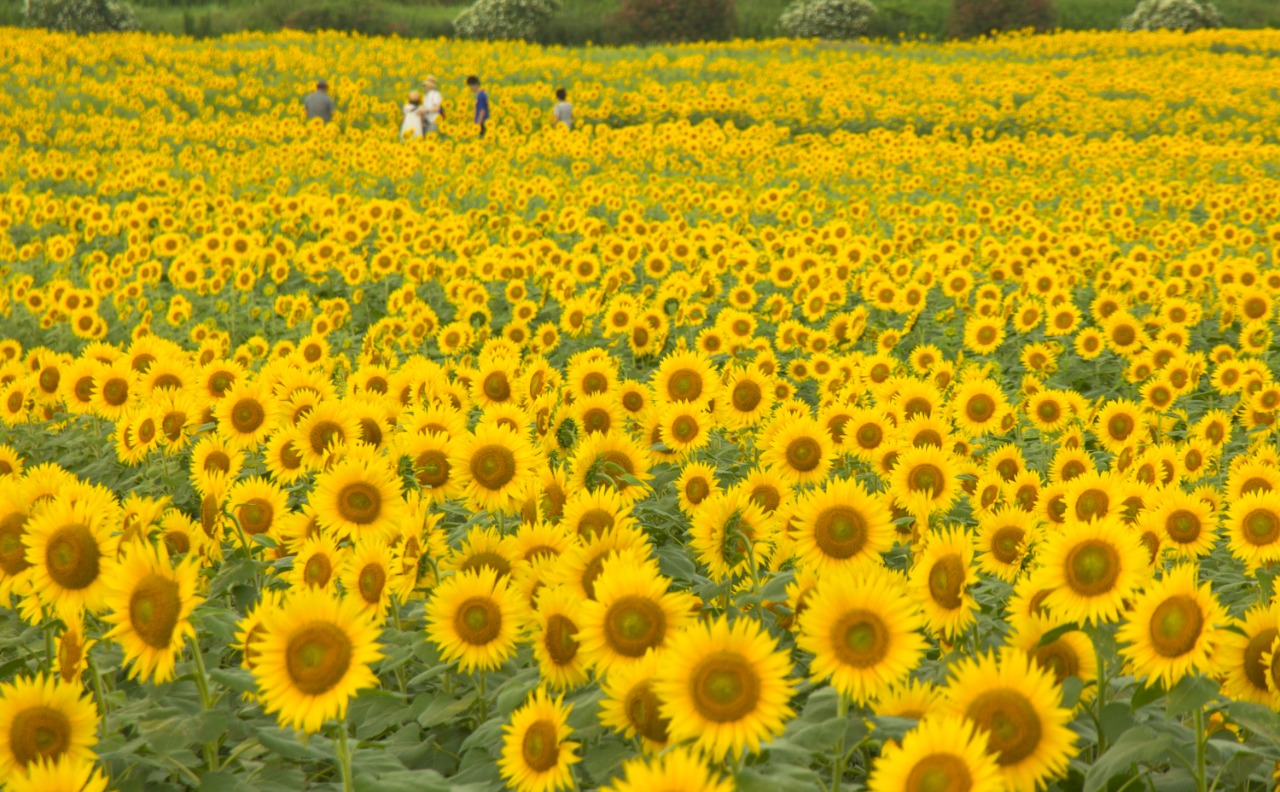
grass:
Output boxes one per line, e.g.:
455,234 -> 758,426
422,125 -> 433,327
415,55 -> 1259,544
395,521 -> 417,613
2,0 -> 1278,39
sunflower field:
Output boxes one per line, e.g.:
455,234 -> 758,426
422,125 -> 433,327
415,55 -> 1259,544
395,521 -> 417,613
3,24 -> 1280,792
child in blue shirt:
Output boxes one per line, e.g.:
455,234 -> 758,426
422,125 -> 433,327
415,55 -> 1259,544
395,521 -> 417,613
467,76 -> 489,138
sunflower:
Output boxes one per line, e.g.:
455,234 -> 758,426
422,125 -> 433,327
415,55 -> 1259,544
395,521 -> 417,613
1093,399 -> 1145,454
251,587 -> 382,733
845,408 -> 894,460
514,521 -> 574,565
873,678 -> 942,721
102,541 -> 202,684
3,755 -> 110,792
761,414 -> 834,486
560,487 -> 635,540
452,422 -> 540,515
293,400 -> 360,469
675,461 -> 721,514
599,745 -> 734,792
654,616 -> 794,760
549,529 -> 648,601
445,526 -> 524,579
577,554 -> 695,673
312,449 -> 407,542
568,431 -> 653,506
890,445 -> 960,516
1062,471 -> 1120,524
791,477 -> 895,574
1009,616 -> 1097,703
598,649 -> 671,751
867,715 -> 1001,792
22,497 -> 115,618
798,565 -> 925,703
941,649 -> 1075,792
0,675 -> 98,775
719,365 -> 775,429
189,435 -> 244,492
531,585 -> 589,690
1139,490 -> 1218,559
263,431 -> 309,485
340,538 -> 408,619
652,350 -> 719,409
975,506 -> 1037,582
499,688 -> 580,792
1034,516 -> 1149,625
214,381 -> 275,451
1117,564 -> 1225,689
53,620 -> 95,687
1227,490 -> 1280,569
911,526 -> 978,640
689,490 -> 776,582
0,479 -> 33,596
425,567 -> 528,673
286,532 -> 345,591
657,402 -> 712,456
228,476 -> 289,544
1220,601 -> 1280,706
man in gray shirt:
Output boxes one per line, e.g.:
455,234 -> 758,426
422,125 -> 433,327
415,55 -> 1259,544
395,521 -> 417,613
553,88 -> 572,130
304,80 -> 335,123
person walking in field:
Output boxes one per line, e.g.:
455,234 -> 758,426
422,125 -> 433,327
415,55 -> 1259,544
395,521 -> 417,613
421,76 -> 444,136
401,90 -> 427,139
303,80 -> 335,123
553,87 -> 572,130
467,76 -> 489,138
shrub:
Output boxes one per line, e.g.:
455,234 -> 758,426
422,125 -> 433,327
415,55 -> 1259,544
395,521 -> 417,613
24,0 -> 139,33
282,0 -> 390,34
950,0 -> 1054,38
454,0 -> 560,41
1120,0 -> 1223,31
778,0 -> 876,39
613,0 -> 736,43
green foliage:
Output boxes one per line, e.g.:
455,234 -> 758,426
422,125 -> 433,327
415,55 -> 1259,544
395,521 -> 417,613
950,0 -> 1055,37
778,0 -> 877,39
613,0 -> 737,42
454,0 -> 560,39
25,0 -> 140,32
1120,0 -> 1223,31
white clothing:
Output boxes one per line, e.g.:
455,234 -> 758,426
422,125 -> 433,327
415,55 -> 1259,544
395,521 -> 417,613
401,103 -> 425,138
423,90 -> 443,125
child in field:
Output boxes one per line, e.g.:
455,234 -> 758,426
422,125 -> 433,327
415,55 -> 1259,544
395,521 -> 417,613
421,76 -> 443,135
553,87 -> 572,130
467,76 -> 489,138
401,90 -> 426,139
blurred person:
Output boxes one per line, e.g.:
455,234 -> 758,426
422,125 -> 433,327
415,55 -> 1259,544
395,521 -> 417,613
303,79 -> 335,123
401,90 -> 427,139
466,75 -> 489,138
553,87 -> 572,130
422,76 -> 444,135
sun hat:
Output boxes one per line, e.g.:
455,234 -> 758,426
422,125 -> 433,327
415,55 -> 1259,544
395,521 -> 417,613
422,75 -> 438,90
408,89 -> 422,103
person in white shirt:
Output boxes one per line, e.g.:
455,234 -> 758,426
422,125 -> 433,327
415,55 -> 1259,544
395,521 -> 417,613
401,90 -> 426,139
421,76 -> 444,135
553,87 -> 573,130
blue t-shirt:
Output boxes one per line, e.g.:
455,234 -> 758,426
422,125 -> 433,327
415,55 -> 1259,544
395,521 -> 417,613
474,90 -> 489,124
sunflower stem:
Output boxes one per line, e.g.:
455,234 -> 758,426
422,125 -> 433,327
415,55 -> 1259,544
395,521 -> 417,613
335,719 -> 355,792
1093,629 -> 1108,757
1194,706 -> 1207,792
832,694 -> 849,792
189,638 -> 220,771
477,671 -> 488,723
86,649 -> 111,718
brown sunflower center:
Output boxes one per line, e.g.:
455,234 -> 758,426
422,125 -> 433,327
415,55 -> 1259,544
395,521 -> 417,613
455,596 -> 502,645
129,573 -> 182,649
304,553 -> 333,587
785,437 -> 823,473
285,621 -> 353,695
0,512 -> 32,576
238,498 -> 274,535
308,420 -> 346,455
684,478 -> 711,506
904,753 -> 973,792
414,450 -> 450,488
544,614 -> 579,665
483,372 -> 511,403
965,394 -> 995,423
855,423 -> 883,450
102,378 -> 130,406
812,506 -> 869,560
45,524 -> 101,590
338,482 -> 383,525
230,398 -> 265,434
575,508 -> 615,538
928,554 -> 965,609
1073,489 -> 1109,521
749,484 -> 781,514
605,596 -> 666,657
10,705 -> 71,767
1033,639 -> 1081,684
1148,595 -> 1204,658
833,608 -> 889,668
965,689 -> 1043,766
521,719 -> 561,772
460,552 -> 511,578
667,369 -> 703,402
671,415 -> 700,443
908,463 -> 946,498
990,526 -> 1024,564
732,381 -> 762,412
624,680 -> 670,743
357,563 -> 386,604
1243,509 -> 1280,546
1065,540 -> 1120,596
471,445 -> 517,490
1166,510 -> 1201,543
1244,627 -> 1278,693
691,651 -> 761,723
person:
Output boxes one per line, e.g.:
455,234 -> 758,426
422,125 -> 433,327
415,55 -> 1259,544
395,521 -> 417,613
303,80 -> 335,123
401,90 -> 427,139
467,76 -> 489,138
421,76 -> 443,135
553,88 -> 572,130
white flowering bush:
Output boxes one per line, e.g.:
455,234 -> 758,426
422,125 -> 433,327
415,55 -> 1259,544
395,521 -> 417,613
454,0 -> 560,40
1121,0 -> 1223,31
778,0 -> 876,40
25,0 -> 139,32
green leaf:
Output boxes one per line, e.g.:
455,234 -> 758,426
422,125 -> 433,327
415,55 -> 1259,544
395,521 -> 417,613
353,769 -> 451,792
1165,674 -> 1219,717
256,727 -> 330,761
1229,701 -> 1280,750
1130,678 -> 1167,712
208,667 -> 257,694
1036,620 -> 1080,647
417,690 -> 478,728
1083,726 -> 1179,792
735,764 -> 824,791
1099,702 -> 1135,745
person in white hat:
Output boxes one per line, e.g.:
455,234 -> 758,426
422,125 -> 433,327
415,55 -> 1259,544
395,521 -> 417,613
401,89 -> 426,139
421,76 -> 444,135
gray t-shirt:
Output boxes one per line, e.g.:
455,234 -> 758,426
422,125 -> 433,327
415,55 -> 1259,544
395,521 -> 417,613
304,91 -> 335,122
553,101 -> 573,129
